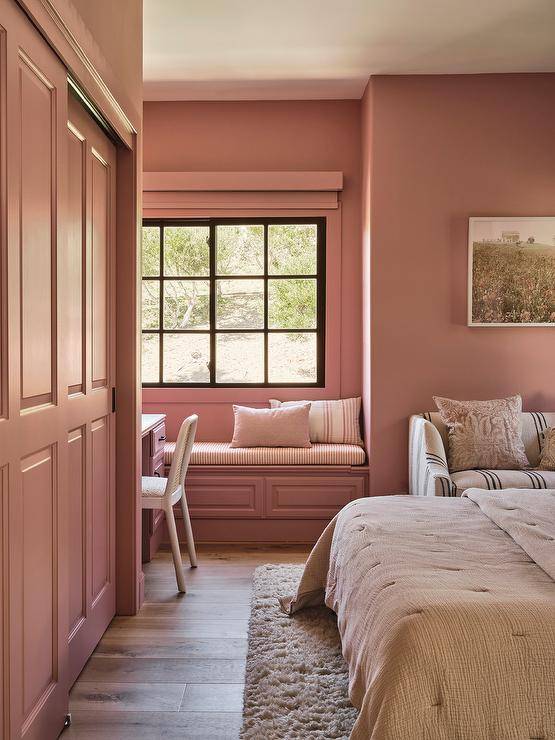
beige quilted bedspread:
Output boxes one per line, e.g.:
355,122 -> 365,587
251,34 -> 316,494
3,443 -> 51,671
281,489 -> 555,740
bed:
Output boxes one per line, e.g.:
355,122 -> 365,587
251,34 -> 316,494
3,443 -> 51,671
280,489 -> 555,739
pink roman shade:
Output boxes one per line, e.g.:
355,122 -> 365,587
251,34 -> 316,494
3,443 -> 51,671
143,170 -> 344,211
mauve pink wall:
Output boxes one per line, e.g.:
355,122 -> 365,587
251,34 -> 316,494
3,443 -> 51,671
365,74 -> 555,494
142,101 -> 362,441
53,0 -> 142,127
361,81 -> 373,450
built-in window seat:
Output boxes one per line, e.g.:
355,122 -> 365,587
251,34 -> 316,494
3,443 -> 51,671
142,440 -> 369,560
164,441 -> 366,466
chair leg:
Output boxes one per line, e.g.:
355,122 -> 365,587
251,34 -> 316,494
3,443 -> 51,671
180,490 -> 198,567
165,504 -> 186,593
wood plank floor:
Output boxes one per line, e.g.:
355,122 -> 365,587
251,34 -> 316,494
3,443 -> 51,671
65,545 -> 309,739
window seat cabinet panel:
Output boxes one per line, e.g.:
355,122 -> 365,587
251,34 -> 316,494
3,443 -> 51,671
142,462 -> 369,558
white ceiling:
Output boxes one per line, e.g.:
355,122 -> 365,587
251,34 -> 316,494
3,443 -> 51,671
143,0 -> 555,101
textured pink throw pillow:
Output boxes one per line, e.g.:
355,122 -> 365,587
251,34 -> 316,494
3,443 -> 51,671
230,404 -> 312,448
433,394 -> 529,472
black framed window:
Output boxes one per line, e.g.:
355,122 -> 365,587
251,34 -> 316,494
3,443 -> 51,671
141,218 -> 326,387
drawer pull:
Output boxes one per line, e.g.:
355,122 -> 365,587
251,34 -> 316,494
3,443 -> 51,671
154,471 -> 161,477
158,435 -> 166,442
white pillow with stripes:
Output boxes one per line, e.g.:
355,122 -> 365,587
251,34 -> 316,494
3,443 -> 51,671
269,397 -> 363,446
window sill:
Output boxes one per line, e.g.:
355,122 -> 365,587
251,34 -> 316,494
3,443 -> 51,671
142,384 -> 341,404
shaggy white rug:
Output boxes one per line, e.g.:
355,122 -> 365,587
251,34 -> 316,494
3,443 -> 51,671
240,564 -> 357,739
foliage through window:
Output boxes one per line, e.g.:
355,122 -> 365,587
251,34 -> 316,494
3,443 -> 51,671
141,219 -> 325,386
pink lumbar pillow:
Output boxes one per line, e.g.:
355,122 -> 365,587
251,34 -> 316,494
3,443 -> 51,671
230,403 -> 312,448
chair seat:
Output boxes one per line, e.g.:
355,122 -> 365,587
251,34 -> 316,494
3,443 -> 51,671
452,468 -> 555,495
163,441 -> 366,466
142,476 -> 167,497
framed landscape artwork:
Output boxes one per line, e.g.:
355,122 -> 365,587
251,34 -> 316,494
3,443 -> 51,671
468,217 -> 555,326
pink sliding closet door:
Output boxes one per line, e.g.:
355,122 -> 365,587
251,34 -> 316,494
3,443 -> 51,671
0,2 -> 117,736
0,0 -> 70,736
66,94 -> 116,688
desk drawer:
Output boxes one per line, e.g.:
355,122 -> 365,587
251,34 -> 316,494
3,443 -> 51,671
151,422 -> 166,457
152,454 -> 165,478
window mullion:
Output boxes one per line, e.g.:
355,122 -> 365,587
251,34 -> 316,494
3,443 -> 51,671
318,218 -> 326,386
209,221 -> 216,383
159,224 -> 164,383
263,223 -> 269,384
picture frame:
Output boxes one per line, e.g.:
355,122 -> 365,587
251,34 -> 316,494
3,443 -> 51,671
468,216 -> 555,326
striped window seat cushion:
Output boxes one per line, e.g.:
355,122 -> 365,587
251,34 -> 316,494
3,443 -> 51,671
163,441 -> 366,467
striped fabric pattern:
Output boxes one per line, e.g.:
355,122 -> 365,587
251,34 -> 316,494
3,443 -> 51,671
409,415 -> 455,496
269,397 -> 363,445
164,441 -> 366,467
410,411 -> 555,496
421,410 -> 555,468
452,468 -> 555,494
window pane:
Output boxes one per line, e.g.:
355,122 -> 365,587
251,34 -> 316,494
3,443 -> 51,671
216,333 -> 264,383
163,280 -> 209,330
164,225 -> 209,276
163,333 -> 210,383
142,281 -> 160,329
216,225 -> 264,275
268,333 -> 317,383
141,333 -> 159,383
268,224 -> 317,275
216,279 -> 264,329
268,279 -> 317,329
142,226 -> 160,276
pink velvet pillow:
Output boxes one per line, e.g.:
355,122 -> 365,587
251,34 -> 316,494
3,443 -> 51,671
230,404 -> 312,448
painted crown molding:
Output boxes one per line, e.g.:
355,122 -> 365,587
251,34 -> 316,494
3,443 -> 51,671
17,0 -> 137,145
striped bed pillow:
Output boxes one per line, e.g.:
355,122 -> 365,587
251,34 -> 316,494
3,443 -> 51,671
269,397 -> 363,446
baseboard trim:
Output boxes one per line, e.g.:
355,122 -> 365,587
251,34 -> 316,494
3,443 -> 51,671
156,541 -> 315,549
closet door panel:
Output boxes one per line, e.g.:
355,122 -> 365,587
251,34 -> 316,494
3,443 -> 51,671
0,22 -> 6,424
66,125 -> 86,395
0,466 -> 6,739
68,428 -> 86,636
91,416 -> 110,602
20,446 -> 57,722
18,51 -> 56,408
0,15 -> 7,739
91,152 -> 109,389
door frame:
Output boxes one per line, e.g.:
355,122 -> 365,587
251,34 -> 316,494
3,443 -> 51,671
14,0 -> 143,616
